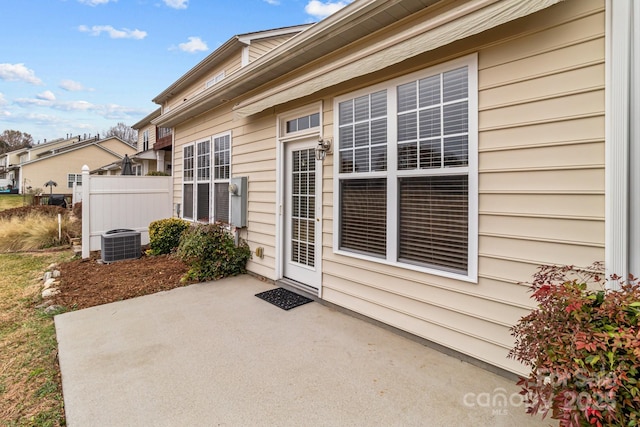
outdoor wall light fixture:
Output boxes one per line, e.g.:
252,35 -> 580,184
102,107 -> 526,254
315,137 -> 332,161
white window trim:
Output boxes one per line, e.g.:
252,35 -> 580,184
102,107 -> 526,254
332,53 -> 478,283
212,131 -> 232,223
182,142 -> 196,221
195,137 -> 212,223
67,173 -> 82,188
605,0 -> 640,287
142,130 -> 150,151
275,102 -> 324,281
278,101 -> 324,141
206,71 -> 226,89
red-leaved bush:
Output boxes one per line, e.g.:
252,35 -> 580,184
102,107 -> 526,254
509,263 -> 640,427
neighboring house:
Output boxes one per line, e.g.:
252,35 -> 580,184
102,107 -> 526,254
130,108 -> 172,176
19,136 -> 136,194
149,0 -> 638,376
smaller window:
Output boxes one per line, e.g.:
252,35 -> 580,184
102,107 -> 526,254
142,130 -> 149,151
206,71 -> 226,89
286,113 -> 320,134
67,173 -> 82,188
132,164 -> 142,176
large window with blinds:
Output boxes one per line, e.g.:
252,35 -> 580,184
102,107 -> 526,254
334,54 -> 478,280
182,132 -> 232,224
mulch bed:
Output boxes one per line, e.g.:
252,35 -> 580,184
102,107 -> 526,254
52,253 -> 195,310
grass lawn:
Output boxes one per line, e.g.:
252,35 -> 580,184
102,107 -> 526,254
0,194 -> 28,211
0,250 -> 75,426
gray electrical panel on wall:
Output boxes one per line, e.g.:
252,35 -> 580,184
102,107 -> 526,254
229,176 -> 247,228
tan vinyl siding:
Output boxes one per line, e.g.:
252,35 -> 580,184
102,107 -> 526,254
173,109 -> 279,279
318,0 -> 605,375
166,54 -> 243,111
167,0 -> 605,375
248,35 -> 295,62
137,124 -> 157,148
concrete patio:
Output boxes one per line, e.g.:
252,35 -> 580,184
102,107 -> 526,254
55,275 -> 548,426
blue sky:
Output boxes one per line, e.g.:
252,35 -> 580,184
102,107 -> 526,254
0,0 -> 351,144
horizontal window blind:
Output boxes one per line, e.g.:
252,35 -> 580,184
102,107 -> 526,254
340,179 -> 386,256
183,183 -> 193,220
197,183 -> 210,222
399,175 -> 468,272
214,182 -> 229,223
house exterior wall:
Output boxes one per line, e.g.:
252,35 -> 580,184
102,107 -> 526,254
168,0 -> 604,375
21,144 -> 134,193
248,35 -> 296,62
98,138 -> 136,155
166,54 -> 242,112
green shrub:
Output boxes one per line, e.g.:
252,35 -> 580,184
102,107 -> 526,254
176,223 -> 251,281
509,263 -> 640,427
148,218 -> 190,255
146,171 -> 171,176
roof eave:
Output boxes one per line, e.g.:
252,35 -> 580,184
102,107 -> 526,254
151,0 -> 419,128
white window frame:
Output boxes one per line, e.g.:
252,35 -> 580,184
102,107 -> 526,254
206,71 -> 226,89
332,54 -> 478,282
278,102 -> 323,140
212,131 -> 232,223
182,143 -> 195,221
194,138 -> 212,222
142,130 -> 149,151
67,173 -> 82,188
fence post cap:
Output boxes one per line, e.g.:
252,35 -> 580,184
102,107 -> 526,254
82,165 -> 90,173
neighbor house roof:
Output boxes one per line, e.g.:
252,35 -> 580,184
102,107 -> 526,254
21,136 -> 132,167
153,0 -> 562,128
131,108 -> 161,130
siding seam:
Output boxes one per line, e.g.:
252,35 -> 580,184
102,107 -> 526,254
479,112 -> 603,131
479,232 -> 605,248
322,258 -> 534,310
479,86 -> 604,112
480,211 -> 604,221
480,58 -> 604,91
480,164 -> 604,173
323,285 -> 515,350
479,138 -> 603,153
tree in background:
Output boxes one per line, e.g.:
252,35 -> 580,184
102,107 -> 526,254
0,130 -> 34,154
103,122 -> 138,147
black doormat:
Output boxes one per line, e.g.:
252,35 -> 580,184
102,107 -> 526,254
255,287 -> 313,311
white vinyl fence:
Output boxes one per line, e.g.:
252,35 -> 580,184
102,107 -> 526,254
80,165 -> 173,258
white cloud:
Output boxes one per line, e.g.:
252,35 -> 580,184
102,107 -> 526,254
78,0 -> 115,5
0,93 -> 7,105
37,91 -> 56,101
78,25 -> 147,40
177,36 -> 208,53
263,0 -> 280,4
304,0 -> 350,19
59,79 -> 93,92
164,0 -> 188,9
13,95 -> 147,121
0,63 -> 43,85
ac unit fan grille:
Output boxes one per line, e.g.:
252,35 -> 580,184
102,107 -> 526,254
101,229 -> 141,263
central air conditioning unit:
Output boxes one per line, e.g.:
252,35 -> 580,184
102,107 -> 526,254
101,229 -> 141,263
